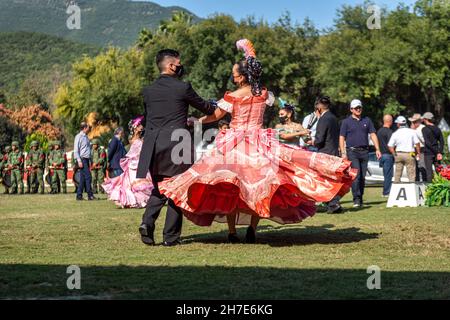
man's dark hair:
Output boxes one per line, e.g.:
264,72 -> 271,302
156,49 -> 180,72
315,96 -> 331,109
80,122 -> 89,130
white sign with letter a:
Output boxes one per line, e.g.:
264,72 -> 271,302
387,183 -> 426,208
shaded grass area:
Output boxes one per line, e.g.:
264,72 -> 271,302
0,186 -> 449,299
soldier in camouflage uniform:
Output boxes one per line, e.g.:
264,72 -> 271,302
7,141 -> 24,194
1,146 -> 11,194
48,141 -> 67,194
90,139 -> 107,194
25,141 -> 46,194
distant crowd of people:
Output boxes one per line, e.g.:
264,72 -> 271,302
273,98 -> 448,210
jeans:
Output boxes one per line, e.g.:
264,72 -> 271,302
77,158 -> 93,199
347,149 -> 369,205
379,154 -> 394,196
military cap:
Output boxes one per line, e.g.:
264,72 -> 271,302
12,141 -> 19,147
30,141 -> 39,147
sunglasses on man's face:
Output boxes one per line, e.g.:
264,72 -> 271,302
352,106 -> 362,111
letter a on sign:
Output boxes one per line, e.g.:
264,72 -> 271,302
396,188 -> 407,201
66,265 -> 81,290
387,183 -> 422,208
367,265 -> 381,290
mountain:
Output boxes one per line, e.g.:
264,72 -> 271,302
0,0 -> 200,48
0,32 -> 99,93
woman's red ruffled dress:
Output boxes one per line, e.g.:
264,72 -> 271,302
159,89 -> 357,226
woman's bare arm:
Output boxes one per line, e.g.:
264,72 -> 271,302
199,108 -> 228,124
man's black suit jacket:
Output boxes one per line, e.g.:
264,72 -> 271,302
136,74 -> 215,179
314,110 -> 340,156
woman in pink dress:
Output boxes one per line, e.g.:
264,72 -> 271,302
102,116 -> 153,208
159,39 -> 356,243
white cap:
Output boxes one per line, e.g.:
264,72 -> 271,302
395,116 -> 407,124
350,99 -> 363,109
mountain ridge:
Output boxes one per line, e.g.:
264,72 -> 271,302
0,0 -> 200,47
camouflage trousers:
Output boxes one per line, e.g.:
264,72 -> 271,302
91,169 -> 105,193
27,169 -> 44,194
11,169 -> 24,194
52,169 -> 67,193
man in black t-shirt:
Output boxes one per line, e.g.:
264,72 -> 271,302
421,112 -> 444,182
377,115 -> 394,197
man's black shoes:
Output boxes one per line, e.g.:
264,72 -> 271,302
139,224 -> 155,246
245,226 -> 256,244
327,205 -> 344,214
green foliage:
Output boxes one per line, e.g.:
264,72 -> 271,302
0,32 -> 99,95
24,133 -> 49,153
425,173 -> 450,207
0,0 -> 200,48
55,47 -> 146,135
314,0 -> 450,121
383,99 -> 407,116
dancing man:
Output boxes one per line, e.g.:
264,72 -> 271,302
137,49 -> 216,247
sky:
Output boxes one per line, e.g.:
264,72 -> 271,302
141,0 -> 417,29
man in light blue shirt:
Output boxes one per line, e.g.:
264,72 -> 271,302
74,122 -> 94,200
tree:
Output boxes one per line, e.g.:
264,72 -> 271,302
54,47 -> 146,135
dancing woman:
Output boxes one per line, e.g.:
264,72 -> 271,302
159,39 -> 356,243
102,116 -> 153,208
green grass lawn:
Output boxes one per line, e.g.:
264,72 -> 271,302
0,186 -> 449,299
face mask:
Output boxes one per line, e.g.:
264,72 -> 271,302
229,74 -> 235,83
279,116 -> 288,124
174,64 -> 185,78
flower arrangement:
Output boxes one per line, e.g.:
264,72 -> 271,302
425,165 -> 450,207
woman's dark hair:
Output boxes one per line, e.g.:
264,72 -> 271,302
281,104 -> 296,121
218,120 -> 230,128
237,57 -> 263,96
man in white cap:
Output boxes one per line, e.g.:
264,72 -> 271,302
388,116 -> 421,183
409,113 -> 426,181
422,112 -> 444,182
340,99 -> 381,208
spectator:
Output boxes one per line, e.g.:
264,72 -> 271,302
275,102 -> 309,148
301,107 -> 320,151
339,99 -> 381,208
313,96 -> 342,213
422,112 -> 444,182
218,120 -> 230,131
377,114 -> 394,197
108,127 -> 127,178
74,122 -> 94,201
388,116 -> 420,183
409,113 -> 426,181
